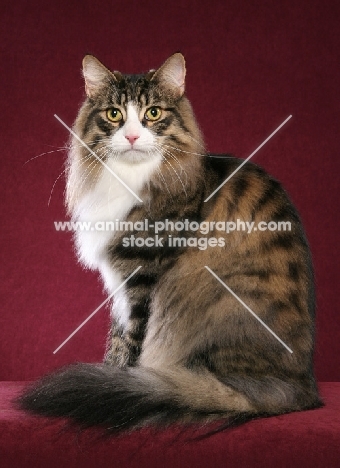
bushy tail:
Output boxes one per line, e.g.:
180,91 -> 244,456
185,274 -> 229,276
18,363 -> 254,433
18,363 -> 322,434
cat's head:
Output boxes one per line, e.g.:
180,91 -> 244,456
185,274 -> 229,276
67,53 -> 204,211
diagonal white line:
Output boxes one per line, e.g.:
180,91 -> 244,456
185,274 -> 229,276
205,266 -> 293,353
54,114 -> 143,203
204,115 -> 292,202
53,266 -> 142,354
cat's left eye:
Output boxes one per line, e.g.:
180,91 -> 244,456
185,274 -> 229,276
107,108 -> 123,123
145,107 -> 162,121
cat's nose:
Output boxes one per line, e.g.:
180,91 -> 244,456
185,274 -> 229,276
125,134 -> 140,145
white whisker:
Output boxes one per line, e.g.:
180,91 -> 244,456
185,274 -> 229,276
158,147 -> 188,197
168,130 -> 206,150
161,143 -> 206,158
48,168 -> 67,206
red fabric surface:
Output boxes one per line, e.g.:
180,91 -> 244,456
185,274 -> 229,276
0,382 -> 339,468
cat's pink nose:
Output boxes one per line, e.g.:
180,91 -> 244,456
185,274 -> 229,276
125,135 -> 140,145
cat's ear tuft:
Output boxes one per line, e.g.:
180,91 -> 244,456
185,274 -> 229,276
82,55 -> 116,98
151,53 -> 186,98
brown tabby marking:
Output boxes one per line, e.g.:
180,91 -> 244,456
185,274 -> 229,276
19,53 -> 322,433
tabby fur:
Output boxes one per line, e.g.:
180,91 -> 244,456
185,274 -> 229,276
19,53 -> 322,433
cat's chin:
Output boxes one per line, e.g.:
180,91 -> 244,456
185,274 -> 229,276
112,149 -> 156,164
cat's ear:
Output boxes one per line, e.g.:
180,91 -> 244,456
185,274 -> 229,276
151,53 -> 186,98
82,55 -> 117,98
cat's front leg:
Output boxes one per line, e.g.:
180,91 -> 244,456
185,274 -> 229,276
105,315 -> 147,368
104,322 -> 130,368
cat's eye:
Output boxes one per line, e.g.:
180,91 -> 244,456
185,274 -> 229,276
107,108 -> 123,123
145,107 -> 162,121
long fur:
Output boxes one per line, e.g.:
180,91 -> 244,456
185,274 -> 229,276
18,364 -> 246,433
18,362 -> 322,433
18,53 -> 323,435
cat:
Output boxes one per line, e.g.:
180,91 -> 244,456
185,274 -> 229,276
19,53 -> 322,434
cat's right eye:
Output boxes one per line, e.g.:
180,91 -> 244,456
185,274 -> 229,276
107,108 -> 123,123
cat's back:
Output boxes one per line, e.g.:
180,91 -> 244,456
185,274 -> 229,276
188,154 -> 315,327
202,155 -> 309,259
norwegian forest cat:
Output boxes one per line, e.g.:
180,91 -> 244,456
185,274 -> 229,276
19,53 -> 322,433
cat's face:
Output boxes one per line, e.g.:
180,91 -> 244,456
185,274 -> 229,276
67,54 -> 204,212
75,53 -> 200,164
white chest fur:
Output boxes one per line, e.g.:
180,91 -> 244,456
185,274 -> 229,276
74,155 -> 160,268
73,154 -> 161,327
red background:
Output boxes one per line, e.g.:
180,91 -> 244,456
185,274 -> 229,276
1,0 -> 339,382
